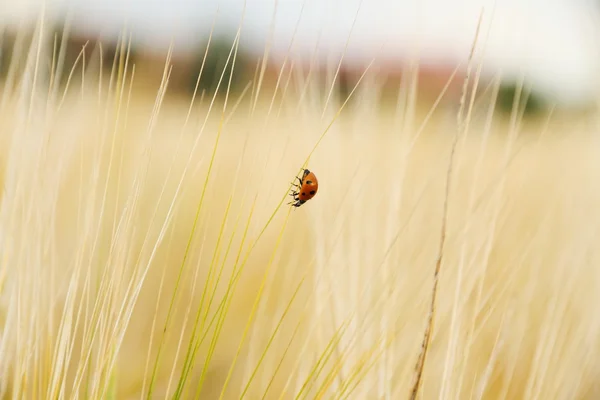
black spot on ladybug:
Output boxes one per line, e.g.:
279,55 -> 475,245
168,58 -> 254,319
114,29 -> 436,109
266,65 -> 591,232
309,190 -> 316,195
302,192 -> 306,196
306,180 -> 313,185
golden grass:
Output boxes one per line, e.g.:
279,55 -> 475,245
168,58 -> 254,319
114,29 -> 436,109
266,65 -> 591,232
1,14 -> 600,400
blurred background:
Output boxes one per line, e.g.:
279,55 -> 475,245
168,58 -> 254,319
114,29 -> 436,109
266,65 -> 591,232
1,0 -> 600,113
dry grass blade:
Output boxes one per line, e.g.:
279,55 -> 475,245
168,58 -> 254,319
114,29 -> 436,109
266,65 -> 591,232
408,10 -> 485,400
144,17 -> 244,399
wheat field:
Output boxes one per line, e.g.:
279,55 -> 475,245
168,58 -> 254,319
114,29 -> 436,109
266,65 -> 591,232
0,16 -> 600,400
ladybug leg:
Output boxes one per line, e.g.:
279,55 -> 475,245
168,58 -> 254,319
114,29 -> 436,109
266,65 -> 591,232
288,174 -> 305,208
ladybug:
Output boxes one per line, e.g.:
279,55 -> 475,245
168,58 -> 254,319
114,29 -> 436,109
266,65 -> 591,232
289,168 -> 319,208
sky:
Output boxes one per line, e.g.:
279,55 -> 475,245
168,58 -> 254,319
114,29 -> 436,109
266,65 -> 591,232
1,0 -> 600,106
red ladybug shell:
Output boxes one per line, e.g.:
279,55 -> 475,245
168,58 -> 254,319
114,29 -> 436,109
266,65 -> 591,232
297,170 -> 318,201
289,169 -> 319,207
